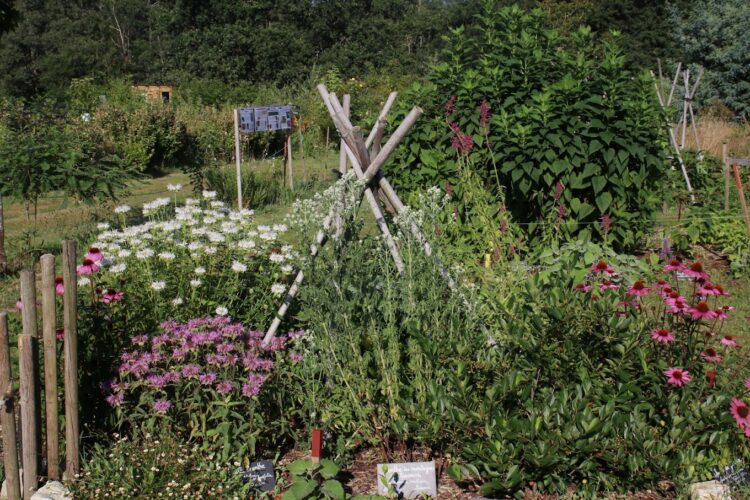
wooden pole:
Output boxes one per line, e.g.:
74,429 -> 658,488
365,92 -> 398,149
339,95 -> 350,177
723,143 -> 730,210
0,193 -> 6,274
20,269 -> 42,474
61,240 -> 79,479
297,116 -> 306,182
18,334 -> 38,496
234,109 -> 243,210
40,254 -> 59,480
666,62 -> 681,107
0,313 -> 21,500
733,163 -> 750,237
286,134 -> 294,190
680,69 -> 689,149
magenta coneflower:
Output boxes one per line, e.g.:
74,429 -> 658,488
653,279 -> 670,289
668,298 -> 689,314
707,370 -> 716,388
153,399 -> 171,413
664,258 -> 684,272
714,308 -> 728,320
730,398 -> 750,429
76,258 -> 100,275
720,335 -> 738,347
590,260 -> 615,275
700,347 -> 722,363
85,247 -> 104,262
714,284 -> 731,297
55,329 -> 64,341
628,280 -> 650,297
664,367 -> 691,387
100,290 -> 124,304
15,299 -> 22,311
698,283 -> 720,297
684,261 -> 709,280
599,281 -> 620,291
744,377 -> 750,392
574,283 -> 591,292
650,328 -> 675,344
689,301 -> 717,320
54,277 -> 65,296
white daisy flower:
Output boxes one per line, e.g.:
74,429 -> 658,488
210,201 -> 225,209
215,306 -> 228,316
238,240 -> 256,249
190,279 -> 202,288
158,252 -> 176,261
272,223 -> 288,232
204,247 -> 217,255
281,264 -> 293,274
167,183 -> 182,192
114,205 -> 131,214
271,283 -> 287,296
259,232 -> 277,241
110,263 -> 127,273
202,190 -> 217,199
118,249 -> 132,258
269,253 -> 284,263
231,261 -> 247,273
78,277 -> 91,287
194,267 -> 206,275
151,281 -> 166,291
136,249 -> 154,260
97,222 -> 110,230
172,297 -> 184,306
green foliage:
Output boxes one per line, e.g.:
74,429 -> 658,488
671,0 -> 750,119
283,459 -> 347,500
71,428 -> 255,498
391,4 -> 668,251
203,164 -> 284,210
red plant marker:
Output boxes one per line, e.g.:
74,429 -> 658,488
311,428 -> 323,463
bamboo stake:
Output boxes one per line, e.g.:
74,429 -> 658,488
234,109 -> 243,210
40,254 -> 59,480
733,163 -> 750,236
666,62 -> 682,107
286,134 -> 294,190
298,115 -> 306,182
365,92 -> 398,148
0,313 -> 21,500
62,240 -> 79,479
680,69 -> 689,149
723,143 -> 730,210
339,95 -> 350,177
18,334 -> 38,495
0,193 -> 6,274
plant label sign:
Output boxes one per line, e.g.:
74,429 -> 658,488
236,459 -> 275,491
377,461 -> 437,498
712,462 -> 750,487
239,106 -> 292,133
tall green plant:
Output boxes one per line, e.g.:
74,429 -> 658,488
390,3 -> 668,250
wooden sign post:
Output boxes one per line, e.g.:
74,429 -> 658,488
311,429 -> 323,463
233,109 -> 244,211
62,240 -> 80,479
0,312 -> 21,500
733,163 -> 750,237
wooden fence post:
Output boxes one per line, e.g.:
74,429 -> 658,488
234,108 -> 243,211
0,193 -> 6,274
732,163 -> 750,237
722,143 -> 730,210
18,334 -> 38,495
62,241 -> 79,479
286,134 -> 294,190
0,313 -> 21,500
19,269 -> 42,474
40,254 -> 60,480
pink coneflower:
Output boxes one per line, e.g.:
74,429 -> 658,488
56,329 -> 64,341
76,258 -> 100,275
668,298 -> 689,314
100,290 -> 124,304
590,260 -> 615,275
689,301 -> 717,320
714,284 -> 731,297
216,381 -> 233,394
599,281 -> 620,291
628,280 -> 650,297
707,370 -> 716,388
744,378 -> 750,392
714,308 -> 728,320
698,283 -> 720,297
15,299 -> 22,311
54,277 -> 65,296
730,398 -> 750,429
700,347 -> 722,363
664,367 -> 691,387
653,279 -> 670,289
650,328 -> 675,344
664,258 -> 685,272
684,261 -> 709,280
574,283 -> 591,292
85,247 -> 104,262
153,399 -> 171,413
720,335 -> 738,347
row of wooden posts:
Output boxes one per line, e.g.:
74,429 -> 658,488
0,241 -> 79,499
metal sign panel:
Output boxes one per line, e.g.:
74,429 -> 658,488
238,105 -> 292,133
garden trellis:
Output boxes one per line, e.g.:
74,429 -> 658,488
262,85 -> 453,344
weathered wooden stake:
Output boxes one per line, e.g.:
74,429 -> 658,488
40,254 -> 60,480
286,134 -> 294,191
723,143 -> 730,210
0,193 -> 6,274
234,108 -> 243,210
18,334 -> 38,495
733,163 -> 750,237
20,269 -> 42,473
311,429 -> 323,463
62,240 -> 79,479
0,313 -> 21,500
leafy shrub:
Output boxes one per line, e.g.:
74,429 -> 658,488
390,4 -> 668,250
203,164 -> 284,209
104,316 -> 301,461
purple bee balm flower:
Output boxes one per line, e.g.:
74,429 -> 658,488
147,374 -> 167,389
242,382 -> 261,397
216,381 -> 234,394
199,372 -> 217,385
479,99 -> 491,128
131,335 -> 149,345
163,371 -> 181,383
106,393 -> 124,407
289,352 -> 304,362
153,399 -> 171,413
287,330 -> 306,339
216,342 -> 236,354
181,364 -> 201,378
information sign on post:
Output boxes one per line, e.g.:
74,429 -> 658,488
233,105 -> 295,208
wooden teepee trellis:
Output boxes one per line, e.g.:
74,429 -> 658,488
262,84 -> 453,344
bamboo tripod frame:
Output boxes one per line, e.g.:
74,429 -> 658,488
262,85 -> 453,344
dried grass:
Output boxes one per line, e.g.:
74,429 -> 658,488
678,119 -> 750,159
